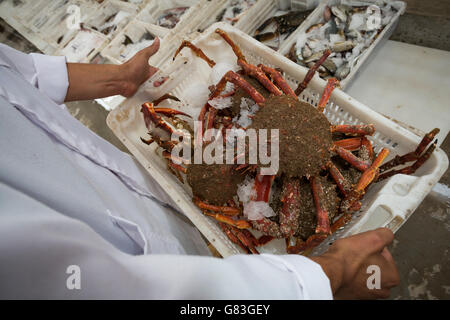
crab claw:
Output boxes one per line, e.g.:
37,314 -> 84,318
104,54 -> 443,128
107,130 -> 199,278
378,139 -> 438,181
153,93 -> 181,106
141,102 -> 175,137
379,128 -> 440,173
154,107 -> 191,118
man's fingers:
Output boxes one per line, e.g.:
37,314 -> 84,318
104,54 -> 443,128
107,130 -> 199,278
148,66 -> 159,77
380,247 -> 394,263
143,37 -> 160,58
350,228 -> 394,255
371,228 -> 395,252
380,248 -> 400,287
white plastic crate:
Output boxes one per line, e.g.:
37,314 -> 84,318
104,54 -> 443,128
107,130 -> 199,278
117,0 -> 150,9
10,0 -> 50,26
0,0 -> 58,54
41,0 -> 102,50
236,0 -> 326,52
234,0 -> 278,34
278,0 -> 407,89
291,0 -> 320,10
106,22 -> 448,257
59,29 -> 109,63
135,0 -> 202,31
187,0 -> 263,33
24,0 -> 70,33
82,0 -> 139,39
101,20 -> 170,65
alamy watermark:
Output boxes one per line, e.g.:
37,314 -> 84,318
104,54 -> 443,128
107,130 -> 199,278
366,265 -> 381,290
66,265 -> 81,290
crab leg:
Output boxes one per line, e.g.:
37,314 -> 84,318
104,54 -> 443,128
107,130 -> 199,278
154,108 -> 191,118
215,29 -> 282,96
330,213 -> 353,233
279,178 -> 301,237
378,140 -> 437,181
196,70 -> 265,146
258,64 -> 297,98
360,137 -> 374,161
255,235 -> 275,246
250,175 -> 301,238
249,175 -> 285,238
194,197 -> 241,216
340,148 -> 390,213
215,28 -> 247,62
355,148 -> 390,190
333,145 -> 371,172
156,139 -> 178,152
239,60 -> 283,96
380,128 -> 440,172
141,102 -> 175,135
294,49 -> 332,96
331,124 -> 376,136
326,161 -> 351,197
173,40 -> 216,67
162,150 -> 189,165
203,211 -> 251,229
254,174 -> 273,202
333,137 -> 374,161
219,223 -> 259,254
140,137 -> 154,145
317,78 -> 339,113
196,104 -> 208,146
231,227 -> 259,254
286,234 -> 328,254
219,222 -> 250,253
310,177 -> 331,235
213,71 -> 266,105
167,161 -> 187,174
333,137 -> 364,151
153,93 -> 180,106
203,107 -> 218,142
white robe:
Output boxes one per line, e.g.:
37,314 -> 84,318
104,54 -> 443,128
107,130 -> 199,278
0,44 -> 333,299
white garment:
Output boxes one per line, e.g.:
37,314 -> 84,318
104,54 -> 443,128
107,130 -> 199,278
0,44 -> 333,299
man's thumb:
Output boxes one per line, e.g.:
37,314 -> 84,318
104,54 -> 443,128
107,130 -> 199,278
142,37 -> 160,58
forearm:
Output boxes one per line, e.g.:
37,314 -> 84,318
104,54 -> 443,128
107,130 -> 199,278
65,63 -> 132,102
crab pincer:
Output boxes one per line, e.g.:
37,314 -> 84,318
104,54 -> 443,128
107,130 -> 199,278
378,128 -> 440,181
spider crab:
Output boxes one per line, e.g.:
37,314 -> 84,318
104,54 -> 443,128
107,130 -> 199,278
140,28 -> 439,255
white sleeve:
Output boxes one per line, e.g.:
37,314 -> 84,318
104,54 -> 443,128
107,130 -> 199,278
0,43 -> 68,104
0,183 -> 333,300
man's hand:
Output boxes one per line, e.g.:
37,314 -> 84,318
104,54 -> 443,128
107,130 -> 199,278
310,228 -> 400,299
119,37 -> 160,97
65,38 -> 160,102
